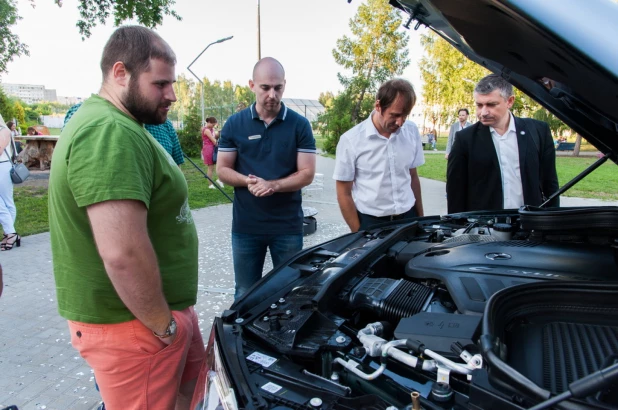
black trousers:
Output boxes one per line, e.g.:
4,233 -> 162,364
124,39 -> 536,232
357,206 -> 417,231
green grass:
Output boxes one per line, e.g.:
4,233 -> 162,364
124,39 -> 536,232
418,153 -> 618,200
11,187 -> 50,237
4,158 -> 235,237
315,135 -> 325,151
314,135 -> 335,158
7,154 -> 617,237
181,158 -> 235,209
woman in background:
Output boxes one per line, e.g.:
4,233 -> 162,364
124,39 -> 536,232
0,117 -> 20,251
201,117 -> 220,189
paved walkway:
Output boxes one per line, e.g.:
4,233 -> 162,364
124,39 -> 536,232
1,154 -> 617,409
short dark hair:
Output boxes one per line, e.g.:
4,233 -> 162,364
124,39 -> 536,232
376,78 -> 416,114
100,26 -> 176,81
206,117 -> 218,124
6,121 -> 14,128
458,108 -> 469,115
474,74 -> 513,100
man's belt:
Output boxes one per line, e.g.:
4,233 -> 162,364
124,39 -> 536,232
372,212 -> 409,221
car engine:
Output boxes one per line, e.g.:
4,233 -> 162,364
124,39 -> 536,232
217,210 -> 618,409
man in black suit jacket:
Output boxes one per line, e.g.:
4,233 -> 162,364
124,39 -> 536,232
447,74 -> 559,213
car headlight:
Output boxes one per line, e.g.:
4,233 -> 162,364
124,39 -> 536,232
192,325 -> 239,410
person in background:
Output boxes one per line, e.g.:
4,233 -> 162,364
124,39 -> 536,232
6,121 -> 22,154
333,78 -> 424,232
445,108 -> 472,159
0,115 -> 20,251
201,116 -> 222,188
26,126 -> 40,136
64,103 -> 185,166
6,121 -> 20,138
145,119 -> 185,166
428,128 -> 437,151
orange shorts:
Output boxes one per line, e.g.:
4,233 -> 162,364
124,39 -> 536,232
68,306 -> 205,410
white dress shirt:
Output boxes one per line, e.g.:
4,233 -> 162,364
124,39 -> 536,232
333,113 -> 425,217
490,112 -> 524,208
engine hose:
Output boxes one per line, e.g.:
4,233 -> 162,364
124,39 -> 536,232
333,357 -> 386,381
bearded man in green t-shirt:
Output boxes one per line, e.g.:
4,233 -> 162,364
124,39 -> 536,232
49,26 -> 203,410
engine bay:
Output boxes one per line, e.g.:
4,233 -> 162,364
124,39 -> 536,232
219,210 -> 618,409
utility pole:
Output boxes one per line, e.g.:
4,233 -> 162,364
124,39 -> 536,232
257,0 -> 261,60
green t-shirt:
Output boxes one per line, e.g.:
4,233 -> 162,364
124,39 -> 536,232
49,95 -> 198,324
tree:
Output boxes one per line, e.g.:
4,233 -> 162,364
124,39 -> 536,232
171,74 -> 197,126
177,102 -> 201,157
0,0 -> 180,76
420,32 -> 551,133
419,32 -> 488,127
12,100 -> 25,128
532,108 -> 569,139
234,84 -> 255,111
333,0 -> 410,122
0,0 -> 29,75
316,90 -> 375,154
0,86 -> 15,121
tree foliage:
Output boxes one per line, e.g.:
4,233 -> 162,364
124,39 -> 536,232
318,0 -> 410,154
419,32 -> 569,137
12,100 -> 25,127
0,86 -> 15,121
0,0 -> 29,76
316,91 -> 375,154
177,102 -> 201,157
75,0 -> 181,39
419,32 -> 488,127
333,0 -> 410,122
171,75 -> 254,156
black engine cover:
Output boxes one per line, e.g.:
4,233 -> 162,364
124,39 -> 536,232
405,240 -> 618,314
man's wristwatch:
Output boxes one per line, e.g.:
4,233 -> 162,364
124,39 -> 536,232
153,317 -> 177,339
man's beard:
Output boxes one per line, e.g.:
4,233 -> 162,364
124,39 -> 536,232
124,77 -> 168,125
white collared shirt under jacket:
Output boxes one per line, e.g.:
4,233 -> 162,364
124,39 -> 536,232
333,113 -> 425,217
489,112 -> 524,209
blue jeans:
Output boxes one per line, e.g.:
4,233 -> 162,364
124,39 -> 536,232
232,232 -> 303,300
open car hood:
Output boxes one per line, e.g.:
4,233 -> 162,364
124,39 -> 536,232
392,0 -> 618,157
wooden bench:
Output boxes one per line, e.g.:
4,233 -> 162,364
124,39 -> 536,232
556,142 -> 576,151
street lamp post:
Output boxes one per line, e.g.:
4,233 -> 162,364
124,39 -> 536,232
187,36 -> 234,126
257,0 -> 261,60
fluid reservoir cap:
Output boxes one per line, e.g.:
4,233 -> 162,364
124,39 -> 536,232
431,382 -> 453,402
493,223 -> 512,232
310,397 -> 323,407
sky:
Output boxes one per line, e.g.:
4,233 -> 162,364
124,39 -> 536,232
2,0 -> 430,102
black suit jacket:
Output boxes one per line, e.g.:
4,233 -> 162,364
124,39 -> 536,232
446,116 -> 560,213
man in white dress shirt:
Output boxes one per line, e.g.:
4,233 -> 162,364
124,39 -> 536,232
445,108 -> 472,159
446,74 -> 559,213
333,78 -> 424,232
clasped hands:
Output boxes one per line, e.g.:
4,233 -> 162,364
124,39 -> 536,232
246,174 -> 276,197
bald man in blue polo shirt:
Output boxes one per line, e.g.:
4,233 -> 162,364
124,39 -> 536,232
217,57 -> 317,300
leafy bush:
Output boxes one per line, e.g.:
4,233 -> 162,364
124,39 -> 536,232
317,91 -> 374,154
178,103 -> 202,157
178,129 -> 202,157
